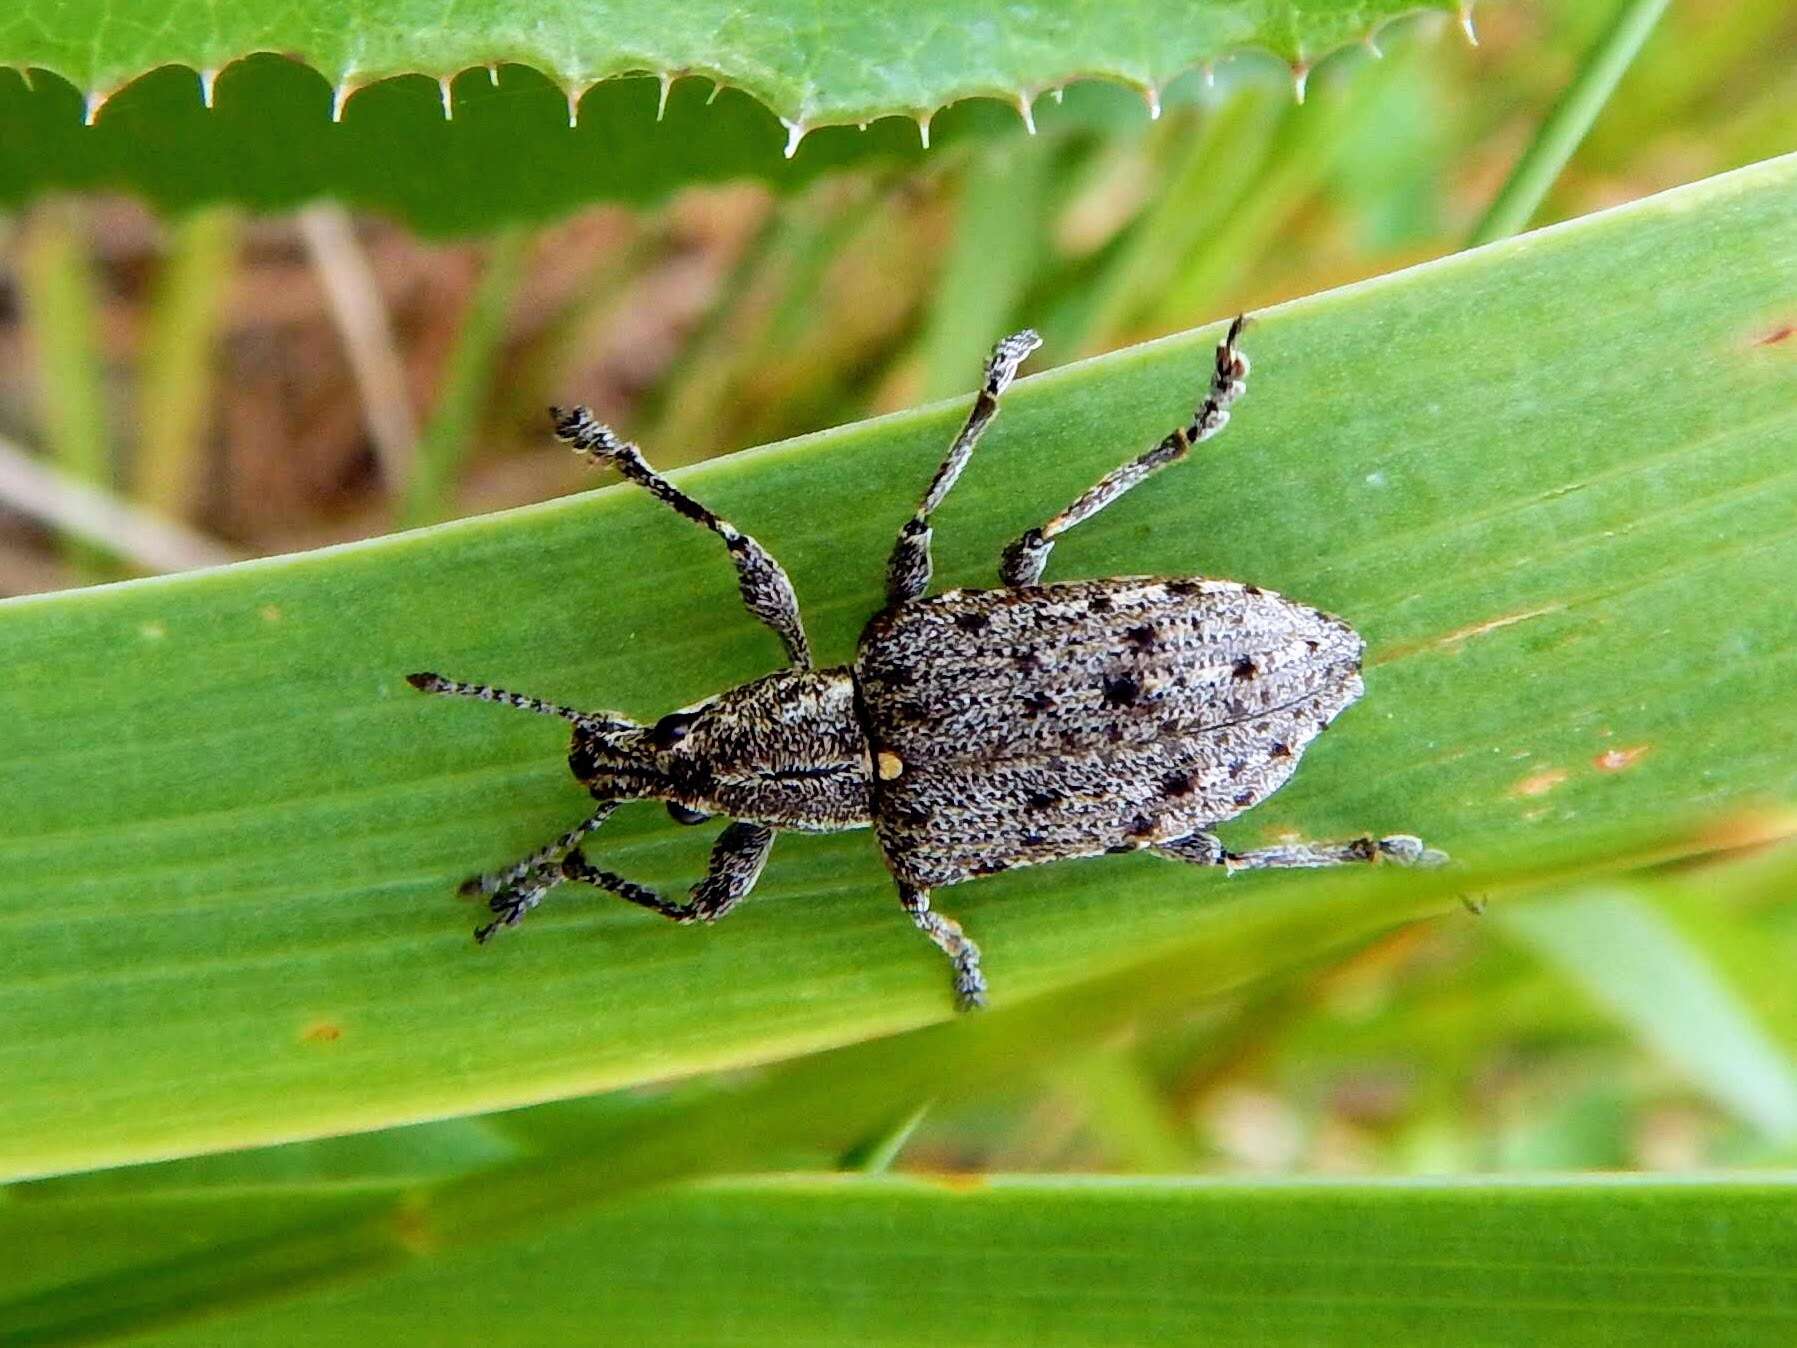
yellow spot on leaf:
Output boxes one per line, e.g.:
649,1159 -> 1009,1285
1593,745 -> 1650,772
1511,767 -> 1567,798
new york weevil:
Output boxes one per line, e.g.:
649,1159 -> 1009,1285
408,317 -> 1445,1009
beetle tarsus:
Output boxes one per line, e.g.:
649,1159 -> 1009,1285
1156,830 -> 1449,873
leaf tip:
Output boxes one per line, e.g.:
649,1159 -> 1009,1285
780,117 -> 807,159
1015,91 -> 1036,135
563,80 -> 591,128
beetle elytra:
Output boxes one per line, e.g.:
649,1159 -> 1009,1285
408,317 -> 1444,1009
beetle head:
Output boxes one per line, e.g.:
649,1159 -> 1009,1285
567,668 -> 870,831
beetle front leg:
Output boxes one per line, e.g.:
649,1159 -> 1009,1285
898,884 -> 988,1010
999,315 -> 1250,587
1155,831 -> 1448,872
558,821 -> 776,924
552,408 -> 813,668
459,803 -> 621,898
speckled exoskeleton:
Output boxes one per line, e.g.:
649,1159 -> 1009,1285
408,317 -> 1444,1009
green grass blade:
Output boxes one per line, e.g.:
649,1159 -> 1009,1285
1499,890 -> 1797,1140
400,229 -> 529,527
1468,0 -> 1671,245
7,1175 -> 1797,1345
18,203 -> 109,580
2,153 -> 1794,1183
134,208 -> 237,519
917,146 -> 1052,399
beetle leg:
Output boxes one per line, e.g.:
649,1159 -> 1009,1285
1156,830 -> 1448,871
552,407 -> 813,668
556,821 -> 776,924
458,803 -> 620,897
898,884 -> 988,1010
887,329 -> 1042,605
1000,314 -> 1250,587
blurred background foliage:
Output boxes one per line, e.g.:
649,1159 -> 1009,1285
2,0 -> 1796,1337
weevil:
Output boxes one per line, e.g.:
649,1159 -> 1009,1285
408,317 -> 1444,1008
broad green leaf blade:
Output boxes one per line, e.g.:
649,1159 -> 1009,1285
0,2 -> 1466,230
3,153 -> 1795,1183
8,1175 -> 1797,1345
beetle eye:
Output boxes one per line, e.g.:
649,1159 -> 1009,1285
650,711 -> 699,749
666,801 -> 711,826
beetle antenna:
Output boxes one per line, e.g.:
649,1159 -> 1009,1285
406,672 -> 633,732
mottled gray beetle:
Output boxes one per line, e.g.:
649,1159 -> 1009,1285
409,317 -> 1444,1008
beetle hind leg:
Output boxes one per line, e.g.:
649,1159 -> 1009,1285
999,314 -> 1250,587
1156,830 -> 1449,871
899,884 -> 988,1010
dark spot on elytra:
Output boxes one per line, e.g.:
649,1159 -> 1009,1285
1087,594 -> 1114,613
1159,771 -> 1196,797
1013,651 -> 1043,674
1026,789 -> 1062,811
1232,656 -> 1257,680
954,611 -> 991,634
1021,831 -> 1047,848
1022,691 -> 1054,715
895,802 -> 932,826
1127,814 -> 1156,838
1233,791 -> 1256,807
1167,579 -> 1200,596
1270,741 -> 1292,759
894,698 -> 930,721
1304,639 -> 1320,653
1243,583 -> 1263,596
1125,623 -> 1157,650
1101,673 -> 1141,708
1226,760 -> 1247,780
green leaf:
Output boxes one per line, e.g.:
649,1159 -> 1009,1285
0,2 -> 1467,232
8,1175 -> 1797,1344
3,151 -> 1795,1184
